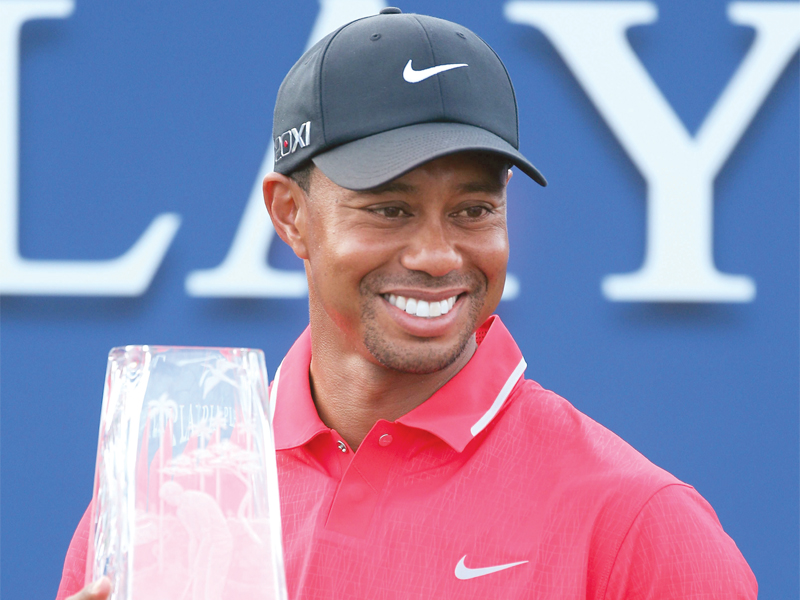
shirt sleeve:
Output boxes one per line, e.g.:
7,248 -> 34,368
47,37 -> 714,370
603,484 -> 757,599
55,503 -> 92,600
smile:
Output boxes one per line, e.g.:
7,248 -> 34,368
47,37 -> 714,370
383,294 -> 458,318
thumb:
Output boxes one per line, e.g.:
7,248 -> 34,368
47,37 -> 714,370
71,576 -> 112,600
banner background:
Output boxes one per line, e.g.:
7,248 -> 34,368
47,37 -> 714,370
1,1 -> 797,597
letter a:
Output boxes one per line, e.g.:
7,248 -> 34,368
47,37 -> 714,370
0,1 -> 181,296
506,1 -> 800,302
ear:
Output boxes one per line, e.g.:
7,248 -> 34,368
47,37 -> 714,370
506,168 -> 514,184
263,172 -> 310,260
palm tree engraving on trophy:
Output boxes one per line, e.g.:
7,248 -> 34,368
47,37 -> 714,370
87,346 -> 287,600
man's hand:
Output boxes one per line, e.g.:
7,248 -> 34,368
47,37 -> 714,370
66,577 -> 111,600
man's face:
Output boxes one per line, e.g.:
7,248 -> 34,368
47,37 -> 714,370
302,153 -> 510,374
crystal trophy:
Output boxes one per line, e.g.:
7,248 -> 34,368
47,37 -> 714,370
86,346 -> 287,600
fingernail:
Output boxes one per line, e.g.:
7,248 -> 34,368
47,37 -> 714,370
90,578 -> 108,594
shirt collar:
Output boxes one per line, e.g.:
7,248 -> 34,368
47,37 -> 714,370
271,315 -> 526,453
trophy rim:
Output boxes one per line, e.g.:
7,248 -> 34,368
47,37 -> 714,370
107,345 -> 267,357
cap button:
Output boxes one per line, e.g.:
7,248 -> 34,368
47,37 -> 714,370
380,7 -> 402,14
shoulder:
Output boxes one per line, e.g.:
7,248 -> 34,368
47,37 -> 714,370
495,378 -> 681,493
477,378 -> 684,547
486,380 -> 756,597
603,484 -> 757,598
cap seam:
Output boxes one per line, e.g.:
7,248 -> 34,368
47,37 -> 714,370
410,14 -> 446,119
318,19 -> 371,151
477,33 -> 520,148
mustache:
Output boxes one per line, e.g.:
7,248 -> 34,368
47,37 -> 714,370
362,271 -> 486,292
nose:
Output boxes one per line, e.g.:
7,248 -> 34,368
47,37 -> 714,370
399,217 -> 462,277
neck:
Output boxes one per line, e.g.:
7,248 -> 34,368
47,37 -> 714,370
308,328 -> 476,451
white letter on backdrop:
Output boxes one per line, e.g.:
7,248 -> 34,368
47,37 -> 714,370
505,2 -> 800,302
0,1 -> 181,296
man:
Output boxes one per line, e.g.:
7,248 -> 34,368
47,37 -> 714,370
59,9 -> 756,599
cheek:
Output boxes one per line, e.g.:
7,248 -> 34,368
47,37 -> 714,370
468,230 -> 509,318
305,224 -> 395,308
315,225 -> 398,276
471,229 -> 509,281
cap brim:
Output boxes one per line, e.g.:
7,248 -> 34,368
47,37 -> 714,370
311,122 -> 546,191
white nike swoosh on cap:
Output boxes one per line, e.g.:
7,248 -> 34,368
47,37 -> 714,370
403,59 -> 468,83
454,555 -> 528,580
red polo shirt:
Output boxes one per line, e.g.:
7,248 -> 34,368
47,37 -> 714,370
57,316 -> 756,599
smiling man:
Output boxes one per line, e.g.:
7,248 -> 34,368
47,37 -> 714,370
266,152 -> 513,451
60,8 -> 756,600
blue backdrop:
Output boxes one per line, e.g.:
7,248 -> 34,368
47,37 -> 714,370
1,1 -> 797,598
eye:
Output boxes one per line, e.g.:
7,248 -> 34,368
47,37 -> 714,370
453,205 -> 493,219
369,205 -> 410,219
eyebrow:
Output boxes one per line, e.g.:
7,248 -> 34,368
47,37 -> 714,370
457,180 -> 505,194
363,178 -> 505,196
363,181 -> 416,195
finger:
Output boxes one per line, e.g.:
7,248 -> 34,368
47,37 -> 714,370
68,576 -> 112,600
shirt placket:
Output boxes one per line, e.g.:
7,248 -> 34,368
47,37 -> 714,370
325,420 -> 401,537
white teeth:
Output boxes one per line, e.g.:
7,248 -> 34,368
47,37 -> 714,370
385,294 -> 459,318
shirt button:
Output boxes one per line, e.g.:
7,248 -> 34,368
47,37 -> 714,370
378,434 -> 393,447
337,440 -> 347,453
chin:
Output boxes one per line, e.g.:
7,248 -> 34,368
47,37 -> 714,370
363,330 -> 474,375
357,274 -> 491,374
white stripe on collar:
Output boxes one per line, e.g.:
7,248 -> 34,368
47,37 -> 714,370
470,357 -> 527,437
269,361 -> 284,422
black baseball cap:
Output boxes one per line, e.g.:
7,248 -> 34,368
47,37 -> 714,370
272,8 -> 546,190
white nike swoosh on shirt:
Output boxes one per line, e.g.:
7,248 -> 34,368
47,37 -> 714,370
454,555 -> 528,580
403,60 -> 468,83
